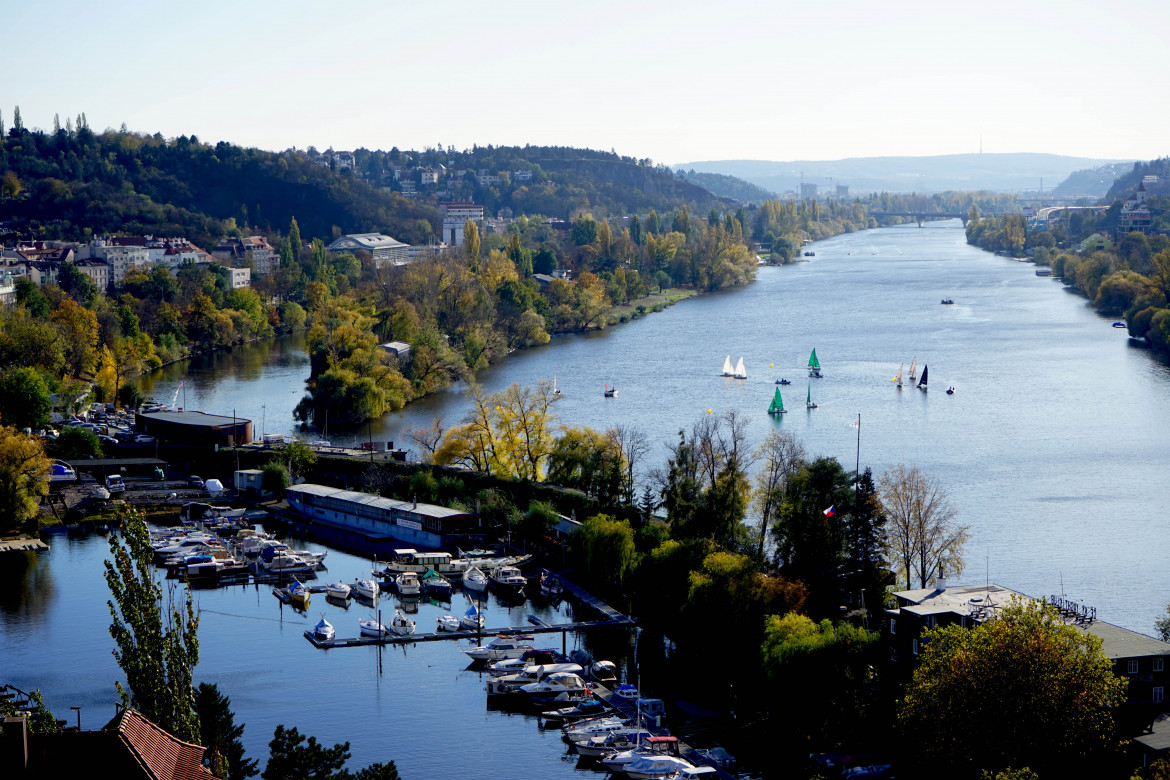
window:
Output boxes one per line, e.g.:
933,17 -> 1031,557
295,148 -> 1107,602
1156,659 -> 1165,673
1155,687 -> 1164,704
890,648 -> 898,662
912,639 -> 919,656
926,615 -> 937,629
889,619 -> 896,635
1128,660 -> 1140,674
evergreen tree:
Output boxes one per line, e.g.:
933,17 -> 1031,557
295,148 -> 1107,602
196,683 -> 258,780
105,507 -> 200,742
288,217 -> 302,262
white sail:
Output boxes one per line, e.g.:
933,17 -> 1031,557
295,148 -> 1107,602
895,363 -> 903,388
734,356 -> 747,379
909,356 -> 917,380
722,355 -> 734,376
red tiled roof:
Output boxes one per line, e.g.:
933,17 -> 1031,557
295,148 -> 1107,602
107,709 -> 215,780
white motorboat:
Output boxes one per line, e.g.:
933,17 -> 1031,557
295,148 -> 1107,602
601,736 -> 684,774
613,683 -> 639,700
436,614 -> 460,632
514,672 -> 588,705
589,660 -> 618,685
563,717 -> 635,745
394,571 -> 421,596
262,553 -> 316,575
389,609 -> 415,636
575,730 -> 653,758
464,634 -> 537,662
539,571 -> 563,599
485,662 -> 582,695
359,619 -> 388,637
488,565 -> 527,596
313,616 -> 335,641
624,755 -> 695,780
462,565 -> 489,593
326,581 -> 352,600
485,650 -> 558,676
352,578 -> 379,600
459,604 -> 485,631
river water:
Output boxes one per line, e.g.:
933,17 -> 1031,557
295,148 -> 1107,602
5,221 -> 1168,775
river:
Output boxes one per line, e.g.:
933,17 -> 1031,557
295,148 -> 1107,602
4,220 -> 1168,775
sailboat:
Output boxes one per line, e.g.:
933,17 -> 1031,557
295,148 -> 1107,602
808,348 -> 822,378
733,356 -> 747,379
917,364 -> 929,391
806,383 -> 818,409
894,363 -> 904,389
767,388 -> 787,415
721,355 -> 734,377
553,374 -> 561,395
909,356 -> 917,381
603,383 -> 617,398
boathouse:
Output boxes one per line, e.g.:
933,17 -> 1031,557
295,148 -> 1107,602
135,410 -> 252,448
285,483 -> 480,551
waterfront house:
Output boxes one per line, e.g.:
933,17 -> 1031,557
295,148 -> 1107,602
884,581 -> 1170,729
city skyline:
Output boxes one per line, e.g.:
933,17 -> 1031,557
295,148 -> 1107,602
4,0 -> 1168,165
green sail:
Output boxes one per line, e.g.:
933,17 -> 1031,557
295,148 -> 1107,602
808,348 -> 820,369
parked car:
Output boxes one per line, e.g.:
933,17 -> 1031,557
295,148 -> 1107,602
132,434 -> 156,444
98,435 -> 119,449
188,475 -> 204,489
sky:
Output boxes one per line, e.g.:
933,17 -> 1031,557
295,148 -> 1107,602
3,0 -> 1168,166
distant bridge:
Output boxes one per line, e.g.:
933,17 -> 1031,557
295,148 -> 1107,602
867,211 -> 971,227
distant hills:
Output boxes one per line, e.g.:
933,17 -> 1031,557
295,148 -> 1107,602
674,153 -> 1134,197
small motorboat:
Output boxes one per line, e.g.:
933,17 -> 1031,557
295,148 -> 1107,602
389,609 -> 416,636
352,578 -> 379,600
313,616 -> 335,641
1113,321 -> 1127,328
946,386 -> 955,395
613,683 -> 639,700
422,568 -> 452,598
394,571 -> 422,596
359,619 -> 388,637
326,581 -> 352,600
287,578 -> 310,607
776,378 -> 790,385
539,571 -> 563,599
941,298 -> 955,304
436,614 -> 460,632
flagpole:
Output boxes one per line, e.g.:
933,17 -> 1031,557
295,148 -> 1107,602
854,413 -> 861,507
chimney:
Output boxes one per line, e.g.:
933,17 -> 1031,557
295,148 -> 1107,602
935,565 -> 947,592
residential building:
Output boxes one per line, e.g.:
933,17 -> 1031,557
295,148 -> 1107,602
884,581 -> 1170,718
212,236 -> 278,276
331,150 -> 356,169
800,183 -> 818,200
1120,182 -> 1153,233
0,271 -> 15,306
325,233 -> 410,267
420,167 -> 439,184
75,258 -> 110,291
227,267 -> 251,288
513,170 -> 533,182
476,171 -> 501,187
1,707 -> 216,779
438,202 -> 484,246
23,261 -> 61,287
405,244 -> 442,263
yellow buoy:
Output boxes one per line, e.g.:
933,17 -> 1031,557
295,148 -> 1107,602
707,409 -> 712,414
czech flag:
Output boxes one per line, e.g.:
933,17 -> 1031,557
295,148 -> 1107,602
823,505 -> 835,517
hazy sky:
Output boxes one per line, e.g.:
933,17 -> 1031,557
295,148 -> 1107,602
4,0 -> 1167,165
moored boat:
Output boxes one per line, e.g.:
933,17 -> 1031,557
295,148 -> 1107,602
394,571 -> 421,596
436,614 -> 460,632
488,565 -> 527,596
287,578 -> 310,607
422,568 -> 452,598
389,609 -> 416,636
326,581 -> 352,600
352,578 -> 379,600
359,619 -> 388,637
462,565 -> 489,593
313,616 -> 335,641
465,633 -> 537,663
459,604 -> 485,631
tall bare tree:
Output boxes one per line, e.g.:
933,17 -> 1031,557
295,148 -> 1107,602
879,464 -> 969,589
751,428 -> 806,559
406,416 -> 445,463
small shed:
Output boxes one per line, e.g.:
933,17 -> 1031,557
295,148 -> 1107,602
379,341 -> 411,364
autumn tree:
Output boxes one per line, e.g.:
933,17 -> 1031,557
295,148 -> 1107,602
571,514 -> 637,596
434,381 -> 559,480
898,597 -> 1126,777
879,463 -> 969,589
0,426 -> 49,533
0,366 -> 52,430
105,507 -> 200,742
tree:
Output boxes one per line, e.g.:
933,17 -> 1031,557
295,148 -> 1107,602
879,464 -> 969,589
262,725 -> 349,780
406,417 -> 445,463
0,367 -> 51,430
0,687 -> 58,733
751,428 -> 806,558
105,507 -> 200,742
55,426 -> 103,459
572,514 -> 637,595
898,597 -> 1126,777
261,462 -> 290,497
1156,603 -> 1170,643
274,440 -> 316,482
196,682 -> 258,780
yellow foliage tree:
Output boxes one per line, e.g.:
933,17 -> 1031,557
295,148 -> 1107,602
0,426 -> 50,532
